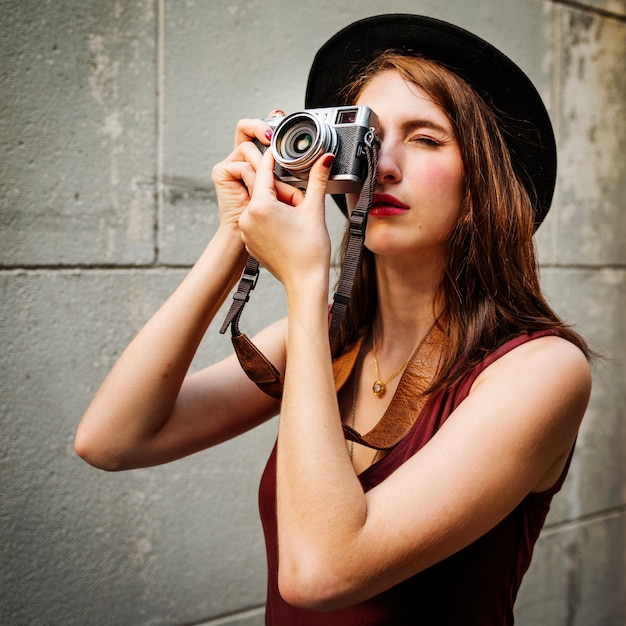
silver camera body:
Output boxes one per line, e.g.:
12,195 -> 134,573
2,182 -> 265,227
257,105 -> 378,195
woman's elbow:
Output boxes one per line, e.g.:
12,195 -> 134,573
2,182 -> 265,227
277,555 -> 358,612
73,424 -> 127,472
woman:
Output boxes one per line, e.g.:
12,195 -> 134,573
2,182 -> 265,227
76,14 -> 592,625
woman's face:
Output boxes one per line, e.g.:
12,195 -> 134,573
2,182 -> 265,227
347,70 -> 465,263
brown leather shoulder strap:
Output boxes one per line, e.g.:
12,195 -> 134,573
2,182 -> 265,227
233,332 -> 365,400
233,321 -> 444,452
332,336 -> 364,393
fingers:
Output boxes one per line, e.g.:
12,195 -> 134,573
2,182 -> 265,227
300,153 -> 335,210
275,180 -> 305,207
212,141 -> 263,191
253,150 -> 310,207
251,149 -> 279,202
250,149 -> 334,211
233,110 -> 284,149
234,118 -> 272,150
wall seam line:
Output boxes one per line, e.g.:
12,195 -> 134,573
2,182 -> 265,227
156,0 -> 165,264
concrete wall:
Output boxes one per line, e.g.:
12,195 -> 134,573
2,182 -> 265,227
1,0 -> 624,624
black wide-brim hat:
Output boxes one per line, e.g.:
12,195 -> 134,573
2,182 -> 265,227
305,14 -> 556,228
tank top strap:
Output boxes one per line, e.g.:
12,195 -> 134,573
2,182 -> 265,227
452,329 -> 560,403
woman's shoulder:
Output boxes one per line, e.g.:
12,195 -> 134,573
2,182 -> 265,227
470,332 -> 592,424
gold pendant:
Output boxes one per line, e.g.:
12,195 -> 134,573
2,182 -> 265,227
373,380 -> 386,398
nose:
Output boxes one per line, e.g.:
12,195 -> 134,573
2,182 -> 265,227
375,140 -> 401,185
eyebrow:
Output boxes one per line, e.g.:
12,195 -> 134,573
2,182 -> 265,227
400,118 -> 453,136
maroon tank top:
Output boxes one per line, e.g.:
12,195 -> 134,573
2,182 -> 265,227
259,330 -> 571,625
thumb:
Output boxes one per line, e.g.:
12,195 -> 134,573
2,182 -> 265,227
303,152 -> 335,208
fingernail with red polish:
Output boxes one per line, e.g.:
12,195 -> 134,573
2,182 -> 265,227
265,129 -> 273,141
323,154 -> 335,168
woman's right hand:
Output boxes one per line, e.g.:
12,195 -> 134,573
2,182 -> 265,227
211,114 -> 278,230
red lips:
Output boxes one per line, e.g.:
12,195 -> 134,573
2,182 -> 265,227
369,194 -> 409,217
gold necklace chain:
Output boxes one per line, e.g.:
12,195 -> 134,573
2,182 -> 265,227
372,335 -> 413,399
371,321 -> 437,398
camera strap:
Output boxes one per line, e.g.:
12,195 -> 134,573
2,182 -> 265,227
219,136 -> 379,401
327,137 -> 378,345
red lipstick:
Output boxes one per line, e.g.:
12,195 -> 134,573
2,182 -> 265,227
368,194 -> 409,217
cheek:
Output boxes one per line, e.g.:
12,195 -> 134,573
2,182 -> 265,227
425,160 -> 465,195
424,162 -> 465,232
431,160 -> 465,212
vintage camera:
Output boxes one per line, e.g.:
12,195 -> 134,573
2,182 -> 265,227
256,105 -> 378,195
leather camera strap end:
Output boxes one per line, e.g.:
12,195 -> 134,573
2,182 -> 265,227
232,333 -> 283,399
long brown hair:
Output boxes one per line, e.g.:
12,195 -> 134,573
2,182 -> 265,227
333,52 -> 590,391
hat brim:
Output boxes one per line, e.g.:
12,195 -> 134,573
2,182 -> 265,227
305,14 -> 556,227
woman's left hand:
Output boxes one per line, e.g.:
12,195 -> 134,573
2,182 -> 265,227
237,149 -> 334,291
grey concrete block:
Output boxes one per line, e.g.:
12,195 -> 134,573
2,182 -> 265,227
0,1 -> 157,266
516,512 -> 626,626
540,267 -> 625,522
159,176 -> 222,266
547,5 -> 626,266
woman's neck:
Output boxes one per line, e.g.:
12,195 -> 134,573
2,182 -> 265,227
373,255 -> 441,350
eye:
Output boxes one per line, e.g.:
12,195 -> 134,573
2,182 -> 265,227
411,136 -> 441,147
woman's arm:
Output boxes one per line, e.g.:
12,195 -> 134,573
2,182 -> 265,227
278,330 -> 590,610
74,230 -> 286,470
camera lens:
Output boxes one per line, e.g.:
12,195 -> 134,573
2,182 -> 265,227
282,123 -> 316,158
292,131 -> 313,154
271,112 -> 337,175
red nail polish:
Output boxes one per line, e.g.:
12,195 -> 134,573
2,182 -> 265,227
265,129 -> 273,141
323,154 -> 335,168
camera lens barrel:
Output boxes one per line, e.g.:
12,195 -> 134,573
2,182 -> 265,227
271,112 -> 338,175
